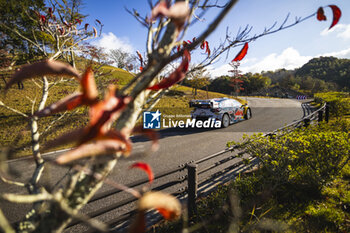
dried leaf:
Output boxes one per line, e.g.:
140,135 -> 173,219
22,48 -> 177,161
75,19 -> 82,25
130,162 -> 154,183
147,49 -> 190,90
150,1 -> 169,21
58,27 -> 65,35
84,23 -> 89,30
35,93 -> 83,117
132,126 -> 159,151
232,42 -> 249,62
43,128 -> 86,150
96,19 -> 102,25
56,139 -> 127,164
84,89 -> 132,143
167,1 -> 190,29
328,5 -> 341,29
92,27 -> 98,38
103,130 -> 132,156
317,7 -> 326,21
81,67 -> 98,102
150,1 -> 189,29
5,60 -> 80,90
136,50 -> 143,67
138,191 -> 181,220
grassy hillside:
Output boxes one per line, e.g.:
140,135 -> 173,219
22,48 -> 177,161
0,67 -> 244,158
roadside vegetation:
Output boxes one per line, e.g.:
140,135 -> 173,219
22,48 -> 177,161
154,93 -> 350,233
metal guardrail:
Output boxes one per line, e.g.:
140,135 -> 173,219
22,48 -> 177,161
69,102 -> 329,232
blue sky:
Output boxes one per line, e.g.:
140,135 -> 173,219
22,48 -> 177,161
82,0 -> 350,77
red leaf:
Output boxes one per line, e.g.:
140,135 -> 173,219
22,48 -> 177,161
5,60 -> 80,90
147,49 -> 190,90
103,130 -> 132,156
85,88 -> 132,142
58,27 -> 65,35
130,162 -> 154,183
81,67 -> 98,103
84,23 -> 89,30
205,41 -> 210,56
35,93 -> 83,117
139,66 -> 143,72
328,5 -> 341,29
200,41 -> 205,49
232,42 -> 249,62
317,7 -> 327,21
75,19 -> 82,25
138,192 -> 181,220
136,50 -> 143,67
40,15 -> 46,23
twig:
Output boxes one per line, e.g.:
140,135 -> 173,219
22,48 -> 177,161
1,192 -> 53,203
0,175 -> 25,187
54,194 -> 108,232
0,101 -> 28,118
0,208 -> 15,233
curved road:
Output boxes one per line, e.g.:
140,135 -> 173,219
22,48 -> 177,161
0,97 -> 304,229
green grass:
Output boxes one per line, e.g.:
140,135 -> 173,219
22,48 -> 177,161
0,68 -> 245,158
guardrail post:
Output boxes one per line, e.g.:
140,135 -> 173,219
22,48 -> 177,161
303,118 -> 310,127
318,109 -> 323,122
187,163 -> 198,219
325,102 -> 329,123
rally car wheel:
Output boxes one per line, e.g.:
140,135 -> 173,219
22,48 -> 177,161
244,108 -> 252,120
222,114 -> 230,128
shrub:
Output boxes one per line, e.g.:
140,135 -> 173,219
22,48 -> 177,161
314,92 -> 350,118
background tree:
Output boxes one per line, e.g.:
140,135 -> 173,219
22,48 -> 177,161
184,66 -> 210,97
0,0 -> 45,60
109,49 -> 137,70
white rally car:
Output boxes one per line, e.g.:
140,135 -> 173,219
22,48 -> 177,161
190,98 -> 252,128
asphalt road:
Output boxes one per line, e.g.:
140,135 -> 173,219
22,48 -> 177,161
0,97 -> 304,230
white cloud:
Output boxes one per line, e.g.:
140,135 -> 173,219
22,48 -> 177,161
208,46 -> 350,77
320,24 -> 350,40
207,64 -> 231,78
319,48 -> 350,58
240,47 -> 312,74
92,32 -> 134,53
